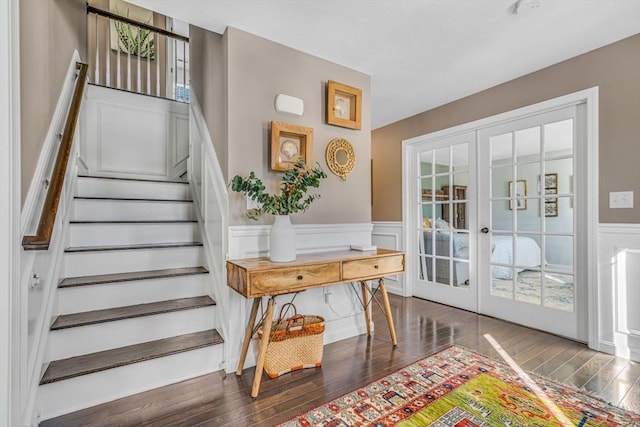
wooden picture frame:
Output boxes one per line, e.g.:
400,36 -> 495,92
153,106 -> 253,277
544,172 -> 559,217
327,80 -> 362,130
508,179 -> 527,210
270,121 -> 313,172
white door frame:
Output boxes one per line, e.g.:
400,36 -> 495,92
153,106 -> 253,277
0,0 -> 23,425
403,88 -> 599,346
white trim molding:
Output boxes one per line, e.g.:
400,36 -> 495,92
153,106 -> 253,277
188,90 -> 230,363
0,0 -> 22,425
228,222 -> 373,260
372,221 -> 406,296
596,224 -> 640,362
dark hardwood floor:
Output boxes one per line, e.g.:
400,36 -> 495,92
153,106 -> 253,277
42,294 -> 640,427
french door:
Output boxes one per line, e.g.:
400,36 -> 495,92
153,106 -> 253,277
477,106 -> 586,340
412,132 -> 478,312
409,102 -> 587,341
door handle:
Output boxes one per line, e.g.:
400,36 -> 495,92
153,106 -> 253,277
480,227 -> 489,234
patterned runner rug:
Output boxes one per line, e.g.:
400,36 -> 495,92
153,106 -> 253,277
278,346 -> 639,426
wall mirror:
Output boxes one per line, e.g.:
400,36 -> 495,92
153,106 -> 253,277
325,137 -> 355,180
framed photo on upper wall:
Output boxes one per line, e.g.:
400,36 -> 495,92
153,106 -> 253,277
327,80 -> 362,130
270,121 -> 313,172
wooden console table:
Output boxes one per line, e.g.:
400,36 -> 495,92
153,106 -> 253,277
227,248 -> 405,397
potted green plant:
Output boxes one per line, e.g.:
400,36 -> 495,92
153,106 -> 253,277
230,159 -> 327,262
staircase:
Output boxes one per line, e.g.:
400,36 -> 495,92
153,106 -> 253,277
35,175 -> 224,421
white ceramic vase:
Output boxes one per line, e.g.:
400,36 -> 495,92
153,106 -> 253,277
269,215 -> 296,262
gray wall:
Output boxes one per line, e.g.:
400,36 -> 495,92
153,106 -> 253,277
189,24 -> 228,178
20,0 -> 87,204
372,34 -> 640,224
193,27 -> 372,226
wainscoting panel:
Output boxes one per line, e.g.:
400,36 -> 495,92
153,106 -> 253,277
372,221 -> 406,296
597,224 -> 640,362
97,104 -> 166,176
82,85 -> 188,181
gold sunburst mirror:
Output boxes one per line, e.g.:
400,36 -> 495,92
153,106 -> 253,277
325,138 -> 355,181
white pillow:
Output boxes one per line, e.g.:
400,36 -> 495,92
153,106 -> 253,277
434,218 -> 451,230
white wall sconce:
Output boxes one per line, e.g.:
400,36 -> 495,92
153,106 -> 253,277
275,94 -> 304,116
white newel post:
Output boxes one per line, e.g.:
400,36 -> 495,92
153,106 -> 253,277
269,215 -> 296,262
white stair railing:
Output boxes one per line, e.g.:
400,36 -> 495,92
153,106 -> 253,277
87,5 -> 189,102
189,91 -> 230,348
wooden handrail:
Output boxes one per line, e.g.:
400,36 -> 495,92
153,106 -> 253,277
87,5 -> 189,43
23,62 -> 89,251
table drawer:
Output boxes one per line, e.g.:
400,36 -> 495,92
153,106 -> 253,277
250,262 -> 341,296
342,255 -> 404,280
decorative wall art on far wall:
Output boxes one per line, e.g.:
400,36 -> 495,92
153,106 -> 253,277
109,0 -> 155,59
270,121 -> 313,172
544,172 -> 559,217
508,179 -> 527,210
327,80 -> 362,130
325,137 -> 355,181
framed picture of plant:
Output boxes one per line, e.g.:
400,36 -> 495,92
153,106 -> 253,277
109,0 -> 155,59
270,121 -> 313,172
327,80 -> 362,130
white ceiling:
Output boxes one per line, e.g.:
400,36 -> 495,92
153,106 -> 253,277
129,0 -> 640,129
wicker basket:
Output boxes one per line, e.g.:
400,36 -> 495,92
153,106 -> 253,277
257,303 -> 325,378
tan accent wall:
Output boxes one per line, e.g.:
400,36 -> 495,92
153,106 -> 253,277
372,34 -> 640,224
20,0 -> 87,205
189,24 -> 228,178
193,27 -> 372,226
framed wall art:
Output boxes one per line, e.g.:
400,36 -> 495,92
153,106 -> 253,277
327,80 -> 362,130
270,121 -> 313,172
544,172 -> 559,217
508,179 -> 527,210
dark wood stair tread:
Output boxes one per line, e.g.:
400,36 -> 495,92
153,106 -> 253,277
40,329 -> 223,385
65,242 -> 203,253
78,175 -> 189,185
75,196 -> 193,202
50,296 -> 216,330
69,220 -> 197,224
59,267 -> 209,288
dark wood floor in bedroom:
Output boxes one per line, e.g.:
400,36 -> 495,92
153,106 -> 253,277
42,294 -> 640,427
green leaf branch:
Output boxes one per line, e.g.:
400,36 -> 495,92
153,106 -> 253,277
230,159 -> 328,220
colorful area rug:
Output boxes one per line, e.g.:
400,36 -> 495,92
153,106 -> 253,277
278,346 -> 639,426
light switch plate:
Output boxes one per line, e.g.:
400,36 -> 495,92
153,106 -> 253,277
609,191 -> 634,209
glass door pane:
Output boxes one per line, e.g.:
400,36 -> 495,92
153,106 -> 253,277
478,107 -> 580,339
413,133 -> 476,312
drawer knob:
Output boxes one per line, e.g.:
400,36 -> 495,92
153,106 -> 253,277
374,264 -> 379,269
297,275 -> 303,280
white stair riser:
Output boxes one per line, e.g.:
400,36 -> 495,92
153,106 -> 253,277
72,199 -> 195,221
77,177 -> 190,200
68,222 -> 200,247
47,306 -> 216,360
64,246 -> 203,276
37,345 -> 224,421
57,274 -> 211,314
